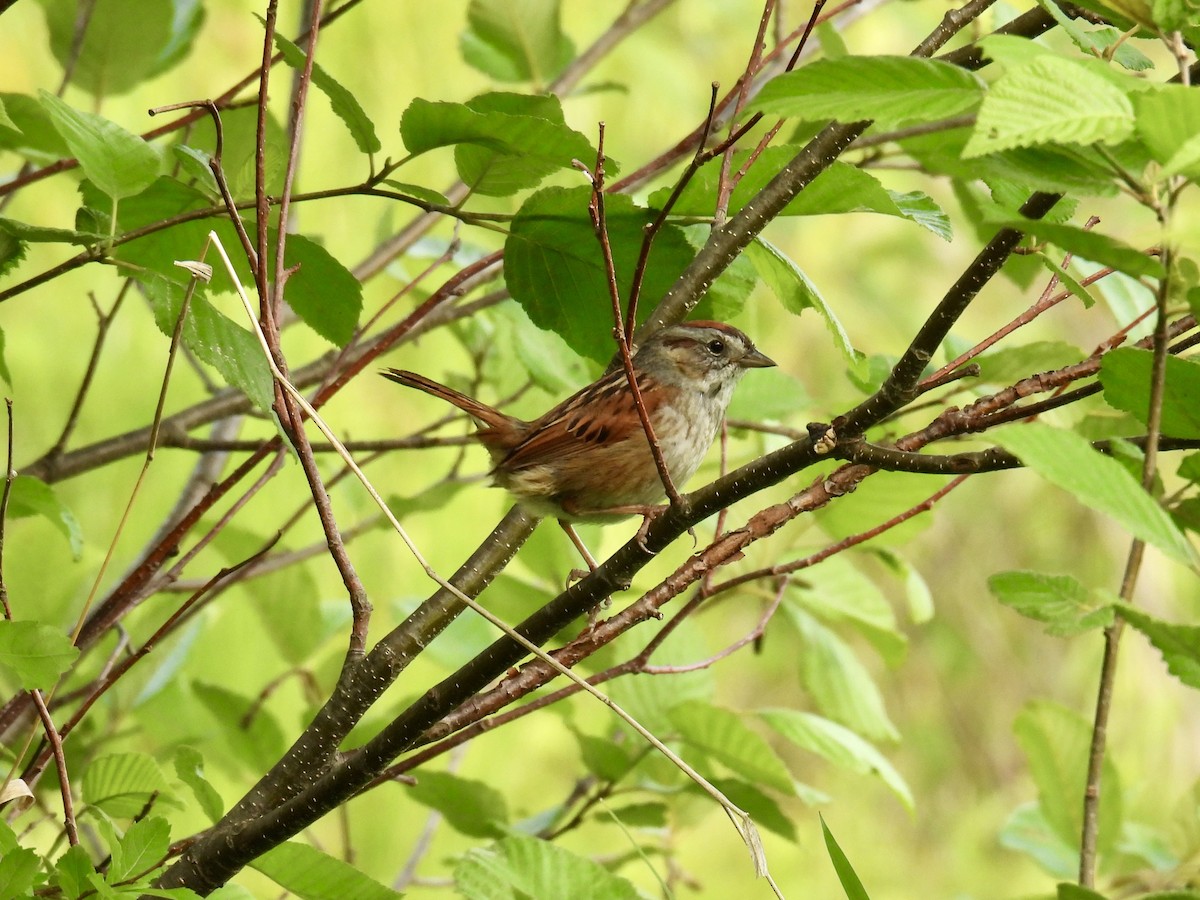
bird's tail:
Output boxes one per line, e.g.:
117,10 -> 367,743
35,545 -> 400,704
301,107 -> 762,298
381,369 -> 516,431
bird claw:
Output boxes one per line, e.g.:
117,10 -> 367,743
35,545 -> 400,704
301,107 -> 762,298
634,505 -> 668,550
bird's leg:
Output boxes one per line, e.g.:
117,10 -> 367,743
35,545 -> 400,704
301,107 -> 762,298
558,519 -> 598,586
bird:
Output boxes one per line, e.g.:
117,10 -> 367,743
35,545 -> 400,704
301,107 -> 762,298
382,320 -> 775,566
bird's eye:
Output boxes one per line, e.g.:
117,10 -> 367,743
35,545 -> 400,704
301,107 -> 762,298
706,338 -> 725,354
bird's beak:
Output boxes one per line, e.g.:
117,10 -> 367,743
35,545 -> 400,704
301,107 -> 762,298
740,346 -> 776,369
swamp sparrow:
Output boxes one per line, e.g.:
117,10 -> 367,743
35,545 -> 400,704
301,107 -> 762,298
383,322 -> 774,530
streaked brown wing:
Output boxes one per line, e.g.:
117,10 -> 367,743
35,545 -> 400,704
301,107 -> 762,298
500,370 -> 664,471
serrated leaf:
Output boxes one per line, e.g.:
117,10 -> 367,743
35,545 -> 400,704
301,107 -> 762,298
82,752 -> 172,819
139,275 -> 274,411
407,771 -> 509,838
1014,701 -> 1123,856
1101,348 -> 1200,439
821,815 -> 872,900
455,835 -> 641,900
988,570 -> 1114,636
252,842 -> 402,900
752,56 -> 983,129
760,708 -> 913,810
992,422 -> 1195,566
39,90 -> 161,200
459,0 -> 574,85
669,700 -> 796,795
454,93 -> 598,197
8,474 -> 83,558
965,57 -> 1134,157
1120,605 -> 1200,689
745,237 -> 857,365
109,815 -> 170,882
505,186 -> 695,362
173,746 -> 224,823
280,234 -> 362,345
272,29 -> 380,155
53,843 -> 96,900
0,620 -> 78,690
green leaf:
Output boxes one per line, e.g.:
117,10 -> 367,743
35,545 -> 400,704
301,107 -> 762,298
454,93 -> 598,197
0,229 -> 22,280
401,94 -> 597,197
992,422 -> 1195,566
790,555 -> 906,665
271,28 -> 381,155
173,747 -> 224,823
702,777 -> 797,841
752,56 -> 983,129
821,815 -> 872,900
1100,348 -> 1200,438
38,90 -> 161,200
505,186 -> 695,362
0,847 -> 39,900
407,771 -> 510,838
653,152 -> 950,238
140,275 -> 274,411
83,752 -> 173,819
726,366 -> 810,420
1013,700 -> 1123,856
999,803 -> 1077,878
789,610 -> 899,741
109,815 -> 171,882
193,683 -> 287,773
988,571 -> 1115,636
1057,883 -> 1110,900
455,835 -> 641,900
994,218 -> 1163,280
8,474 -> 83,558
0,216 -> 104,246
745,237 -> 858,365
573,731 -> 635,782
0,619 -> 78,690
1119,605 -> 1200,689
969,343 -> 1084,388
964,57 -> 1134,157
252,568 -> 345,666
459,0 -> 574,85
39,0 -> 204,96
280,235 -> 362,345
252,842 -> 403,900
669,700 -> 796,795
53,843 -> 97,900
760,708 -> 913,810
0,91 -> 71,161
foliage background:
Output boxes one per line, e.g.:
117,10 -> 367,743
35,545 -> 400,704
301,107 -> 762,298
0,0 -> 1197,898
